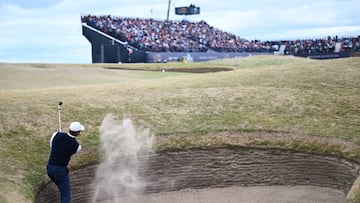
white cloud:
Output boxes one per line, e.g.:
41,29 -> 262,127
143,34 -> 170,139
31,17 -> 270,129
280,26 -> 360,40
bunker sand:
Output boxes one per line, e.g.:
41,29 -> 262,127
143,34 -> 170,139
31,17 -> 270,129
113,185 -> 345,203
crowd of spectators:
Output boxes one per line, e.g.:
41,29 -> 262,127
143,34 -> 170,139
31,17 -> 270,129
282,37 -> 360,55
81,15 -> 360,54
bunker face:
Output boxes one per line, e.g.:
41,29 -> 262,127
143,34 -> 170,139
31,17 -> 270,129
36,147 -> 359,202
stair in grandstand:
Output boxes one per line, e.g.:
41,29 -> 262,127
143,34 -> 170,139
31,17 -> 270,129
278,44 -> 286,55
335,42 -> 342,53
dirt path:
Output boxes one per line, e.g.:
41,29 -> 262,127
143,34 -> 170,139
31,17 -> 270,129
104,185 -> 345,203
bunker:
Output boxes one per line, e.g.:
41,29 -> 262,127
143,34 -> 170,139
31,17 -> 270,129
36,147 -> 359,202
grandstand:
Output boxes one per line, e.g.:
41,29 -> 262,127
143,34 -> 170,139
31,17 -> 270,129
81,15 -> 360,63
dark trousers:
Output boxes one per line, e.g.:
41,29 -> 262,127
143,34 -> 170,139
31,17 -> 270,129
47,164 -> 71,203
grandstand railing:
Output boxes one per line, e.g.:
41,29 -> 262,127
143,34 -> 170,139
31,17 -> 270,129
82,23 -> 138,51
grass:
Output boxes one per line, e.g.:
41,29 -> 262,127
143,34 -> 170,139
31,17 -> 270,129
0,55 -> 359,202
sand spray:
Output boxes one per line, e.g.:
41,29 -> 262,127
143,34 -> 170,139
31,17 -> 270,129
91,114 -> 155,202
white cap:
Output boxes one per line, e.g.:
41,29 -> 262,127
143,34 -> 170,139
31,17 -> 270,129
69,122 -> 85,132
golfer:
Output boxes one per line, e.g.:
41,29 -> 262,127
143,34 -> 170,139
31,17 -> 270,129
47,121 -> 84,203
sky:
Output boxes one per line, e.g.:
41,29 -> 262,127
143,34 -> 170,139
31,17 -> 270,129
0,0 -> 359,64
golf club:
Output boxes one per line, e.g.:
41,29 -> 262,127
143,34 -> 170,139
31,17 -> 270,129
58,101 -> 63,132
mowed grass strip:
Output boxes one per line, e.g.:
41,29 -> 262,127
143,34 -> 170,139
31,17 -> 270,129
0,55 -> 359,202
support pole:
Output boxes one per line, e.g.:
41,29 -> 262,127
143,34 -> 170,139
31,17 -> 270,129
167,0 -> 171,21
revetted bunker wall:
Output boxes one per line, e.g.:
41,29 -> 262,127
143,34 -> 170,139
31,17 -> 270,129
35,147 -> 360,203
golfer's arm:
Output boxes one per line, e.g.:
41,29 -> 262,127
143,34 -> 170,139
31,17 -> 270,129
77,145 -> 82,153
49,132 -> 57,148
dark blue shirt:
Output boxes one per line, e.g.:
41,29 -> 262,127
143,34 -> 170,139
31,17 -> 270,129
48,132 -> 80,166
